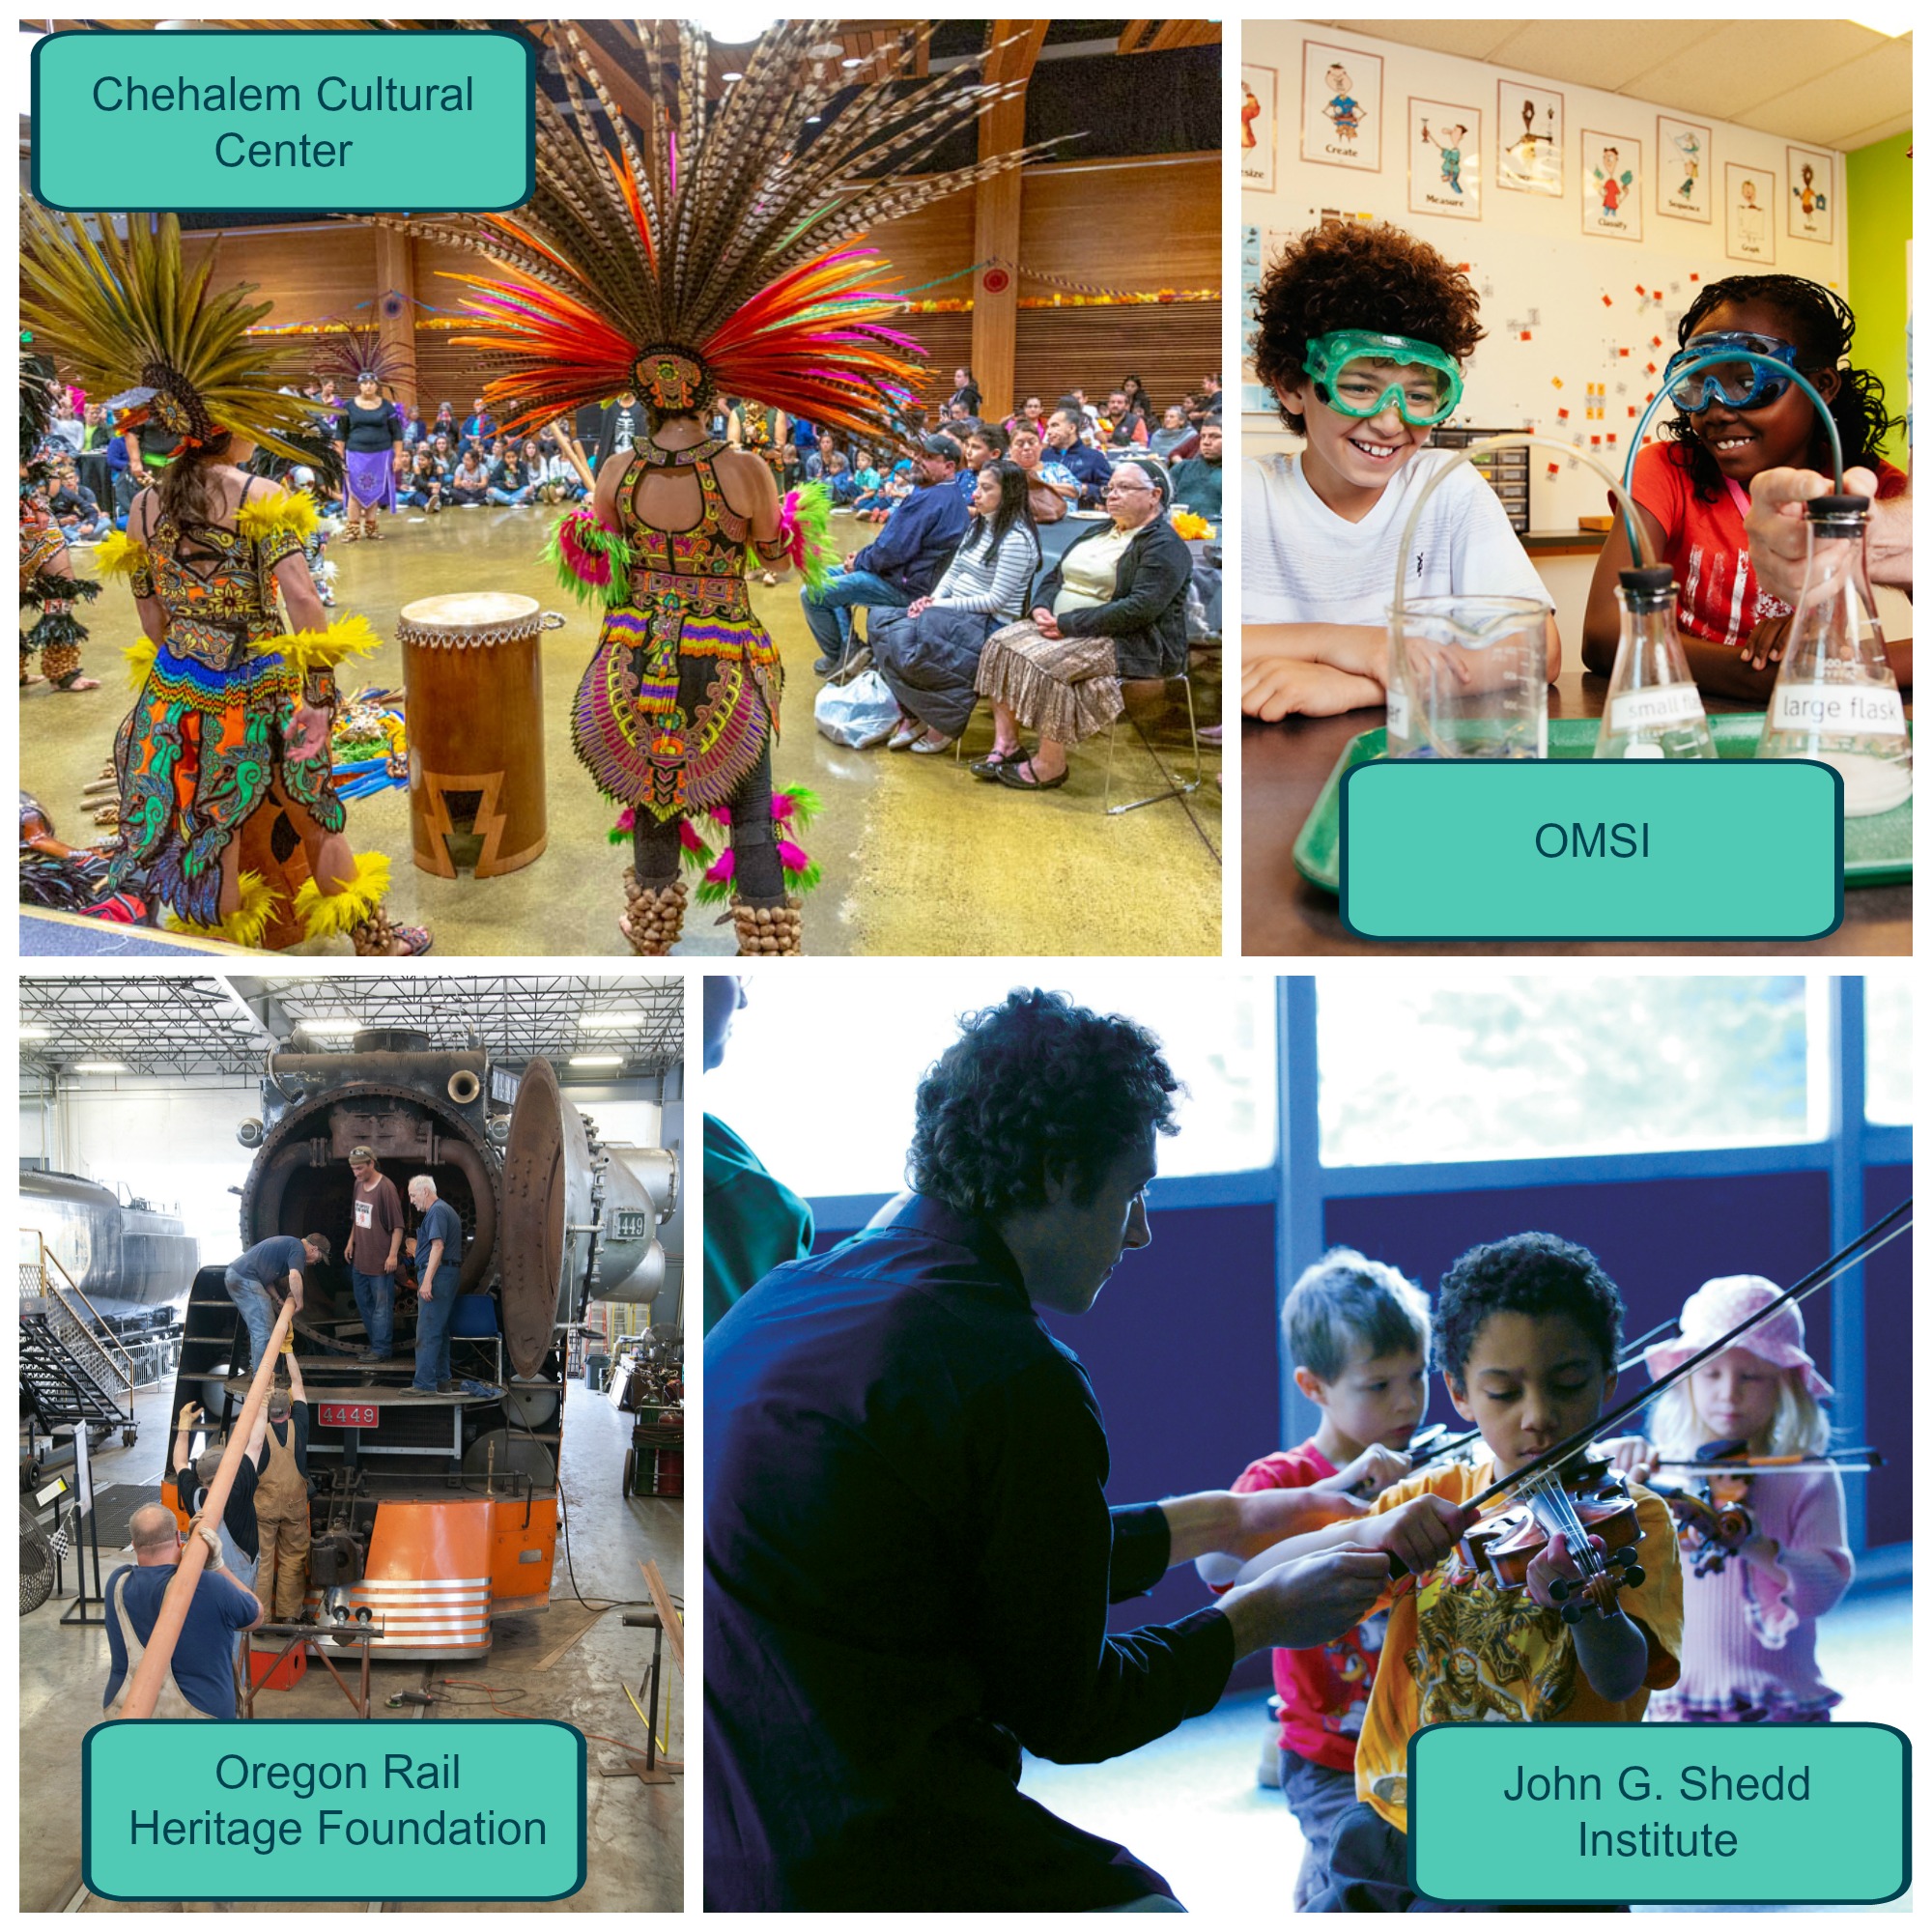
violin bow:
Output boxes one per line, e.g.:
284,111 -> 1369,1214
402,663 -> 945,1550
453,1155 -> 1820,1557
1651,1450 -> 1881,1476
1464,1196 -> 1912,1516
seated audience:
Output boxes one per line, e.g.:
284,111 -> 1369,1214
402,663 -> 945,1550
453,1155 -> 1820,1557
448,447 -> 493,506
1150,405 -> 1193,460
402,446 -> 445,512
871,461 -> 1041,753
48,463 -> 111,541
974,460 -> 1192,790
1167,417 -> 1223,524
1044,409 -> 1113,507
1009,424 -> 1071,523
799,435 -> 970,676
488,446 -> 531,505
462,395 -> 497,448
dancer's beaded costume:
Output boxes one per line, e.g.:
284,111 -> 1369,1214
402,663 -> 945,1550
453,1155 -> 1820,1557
103,488 -> 346,931
574,438 -> 782,826
20,204 -> 407,951
387,21 -> 1052,951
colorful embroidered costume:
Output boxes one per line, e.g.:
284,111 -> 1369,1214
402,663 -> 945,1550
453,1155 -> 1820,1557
104,486 -> 346,933
573,437 -> 782,826
19,366 -> 101,690
393,22 -> 1044,953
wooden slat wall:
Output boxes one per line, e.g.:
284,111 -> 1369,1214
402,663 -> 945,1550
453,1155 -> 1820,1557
173,152 -> 1222,416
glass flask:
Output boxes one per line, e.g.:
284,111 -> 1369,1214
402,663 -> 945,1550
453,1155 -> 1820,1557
1594,564 -> 1716,759
1385,595 -> 1548,759
1756,494 -> 1912,816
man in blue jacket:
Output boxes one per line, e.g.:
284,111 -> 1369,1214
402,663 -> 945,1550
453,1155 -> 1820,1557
802,433 -> 969,676
1045,407 -> 1114,507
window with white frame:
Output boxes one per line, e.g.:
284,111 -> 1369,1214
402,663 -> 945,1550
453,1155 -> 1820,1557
707,970 -> 1276,1199
1865,976 -> 1911,1125
1316,977 -> 1813,1167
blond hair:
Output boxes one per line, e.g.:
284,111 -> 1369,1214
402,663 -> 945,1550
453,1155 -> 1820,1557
1649,1364 -> 1830,1461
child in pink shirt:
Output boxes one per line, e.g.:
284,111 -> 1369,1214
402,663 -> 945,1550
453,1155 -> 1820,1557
1198,1248 -> 1430,1907
1610,1275 -> 1852,1723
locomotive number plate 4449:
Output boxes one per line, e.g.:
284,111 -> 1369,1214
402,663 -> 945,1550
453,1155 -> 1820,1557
318,1402 -> 380,1427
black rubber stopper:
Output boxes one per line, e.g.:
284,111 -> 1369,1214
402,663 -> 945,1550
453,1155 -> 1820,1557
1618,563 -> 1675,607
1805,493 -> 1871,519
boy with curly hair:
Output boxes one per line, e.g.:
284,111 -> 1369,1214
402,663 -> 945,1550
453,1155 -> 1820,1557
1242,219 -> 1559,721
1227,1232 -> 1682,1911
705,990 -> 1393,1912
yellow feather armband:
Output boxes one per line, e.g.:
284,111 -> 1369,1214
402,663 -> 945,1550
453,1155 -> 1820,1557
94,531 -> 153,582
246,613 -> 382,678
122,639 -> 159,692
294,851 -> 390,940
236,489 -> 321,545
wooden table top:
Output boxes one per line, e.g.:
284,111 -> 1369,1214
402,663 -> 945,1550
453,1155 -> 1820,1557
1241,669 -> 1912,957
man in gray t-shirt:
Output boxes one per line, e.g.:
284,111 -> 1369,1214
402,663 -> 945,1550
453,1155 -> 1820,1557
343,1148 -> 405,1362
224,1233 -> 328,1377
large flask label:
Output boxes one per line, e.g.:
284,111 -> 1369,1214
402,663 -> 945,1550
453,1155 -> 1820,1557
1769,684 -> 1907,736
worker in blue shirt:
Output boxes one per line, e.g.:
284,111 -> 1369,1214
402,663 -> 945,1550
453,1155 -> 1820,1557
407,1175 -> 464,1394
800,434 -> 969,676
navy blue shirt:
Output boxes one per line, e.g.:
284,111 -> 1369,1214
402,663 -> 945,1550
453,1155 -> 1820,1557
102,1561 -> 257,1718
849,480 -> 971,598
704,1195 -> 1234,1911
417,1199 -> 462,1274
233,1236 -> 307,1287
1055,439 -> 1114,506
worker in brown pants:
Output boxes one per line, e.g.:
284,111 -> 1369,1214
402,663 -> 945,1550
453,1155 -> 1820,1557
254,1354 -> 312,1622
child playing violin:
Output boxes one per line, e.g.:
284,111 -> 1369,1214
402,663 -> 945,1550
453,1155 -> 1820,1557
1196,1249 -> 1430,1907
1605,1276 -> 1851,1724
1232,1232 -> 1683,1912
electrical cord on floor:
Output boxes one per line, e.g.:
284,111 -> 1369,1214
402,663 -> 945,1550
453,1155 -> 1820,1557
501,1386 -> 683,1615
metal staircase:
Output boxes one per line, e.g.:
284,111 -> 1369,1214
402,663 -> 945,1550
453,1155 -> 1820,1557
17,1236 -> 137,1439
164,1264 -> 250,1437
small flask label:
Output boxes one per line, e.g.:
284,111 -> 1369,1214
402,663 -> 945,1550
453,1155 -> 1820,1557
1608,683 -> 1706,733
1769,685 -> 1907,736
1385,689 -> 1411,739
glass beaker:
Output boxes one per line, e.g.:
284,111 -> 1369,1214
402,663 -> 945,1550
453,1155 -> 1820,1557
1386,595 -> 1548,759
1757,494 -> 1912,816
1594,564 -> 1716,759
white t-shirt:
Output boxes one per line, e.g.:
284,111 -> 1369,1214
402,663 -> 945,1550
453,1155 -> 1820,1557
1242,448 -> 1550,626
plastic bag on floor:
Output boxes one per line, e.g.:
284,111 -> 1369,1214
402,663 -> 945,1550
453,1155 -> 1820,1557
813,668 -> 899,748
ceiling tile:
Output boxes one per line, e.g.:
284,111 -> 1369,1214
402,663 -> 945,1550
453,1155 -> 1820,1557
1304,19 -> 1526,64
1627,20 -> 1886,116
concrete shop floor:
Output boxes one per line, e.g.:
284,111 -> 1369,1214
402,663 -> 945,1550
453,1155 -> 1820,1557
27,503 -> 1221,955
20,1375 -> 682,1913
1019,1579 -> 1911,1916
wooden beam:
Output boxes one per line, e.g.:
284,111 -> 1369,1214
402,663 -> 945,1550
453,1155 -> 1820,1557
640,1558 -> 684,1678
372,225 -> 418,412
971,21 -> 1046,422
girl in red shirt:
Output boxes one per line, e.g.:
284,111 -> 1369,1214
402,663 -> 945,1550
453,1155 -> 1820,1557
1583,274 -> 1909,700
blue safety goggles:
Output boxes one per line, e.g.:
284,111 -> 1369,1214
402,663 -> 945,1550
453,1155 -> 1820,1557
1662,332 -> 1803,412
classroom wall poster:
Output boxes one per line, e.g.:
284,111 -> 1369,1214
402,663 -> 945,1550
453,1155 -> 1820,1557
1301,40 -> 1381,172
1240,65 -> 1275,192
1496,80 -> 1562,196
1657,114 -> 1712,222
1787,143 -> 1834,245
1240,223 -> 1271,414
1727,160 -> 1776,263
1408,98 -> 1482,220
1581,128 -> 1642,242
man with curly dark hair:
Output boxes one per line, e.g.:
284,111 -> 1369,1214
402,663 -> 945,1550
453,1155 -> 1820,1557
1240,219 -> 1558,723
705,989 -> 1394,1911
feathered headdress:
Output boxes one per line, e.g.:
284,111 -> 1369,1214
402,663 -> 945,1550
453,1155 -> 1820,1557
18,206 -> 319,465
385,22 -> 1062,440
310,315 -> 414,395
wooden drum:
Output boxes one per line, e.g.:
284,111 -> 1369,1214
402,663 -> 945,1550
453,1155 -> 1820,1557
395,593 -> 562,879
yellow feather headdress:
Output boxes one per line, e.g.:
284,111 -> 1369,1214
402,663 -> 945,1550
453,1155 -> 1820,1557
19,205 -> 327,466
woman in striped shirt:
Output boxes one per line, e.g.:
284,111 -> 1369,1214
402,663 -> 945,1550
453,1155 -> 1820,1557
872,463 -> 1040,753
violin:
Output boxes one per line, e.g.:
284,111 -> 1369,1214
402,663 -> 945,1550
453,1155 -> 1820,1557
1648,1442 -> 1879,1578
1456,1447 -> 1646,1623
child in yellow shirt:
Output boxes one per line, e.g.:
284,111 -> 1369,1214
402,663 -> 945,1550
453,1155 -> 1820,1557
1236,1232 -> 1684,1911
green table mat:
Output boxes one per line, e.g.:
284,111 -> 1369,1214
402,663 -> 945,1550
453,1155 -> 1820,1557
1292,712 -> 1913,893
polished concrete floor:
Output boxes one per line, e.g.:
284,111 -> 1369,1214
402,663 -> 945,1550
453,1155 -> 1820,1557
28,504 -> 1222,956
20,1376 -> 682,1913
1018,1580 -> 1911,1915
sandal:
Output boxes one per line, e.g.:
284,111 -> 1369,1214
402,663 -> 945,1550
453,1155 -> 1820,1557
997,755 -> 1068,792
52,672 -> 101,693
388,923 -> 433,956
969,744 -> 1031,780
908,730 -> 953,754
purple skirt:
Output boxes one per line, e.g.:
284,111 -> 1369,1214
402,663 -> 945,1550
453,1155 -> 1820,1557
343,447 -> 398,512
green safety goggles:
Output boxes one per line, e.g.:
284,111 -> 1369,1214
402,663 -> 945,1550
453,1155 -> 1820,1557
1303,330 -> 1464,427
